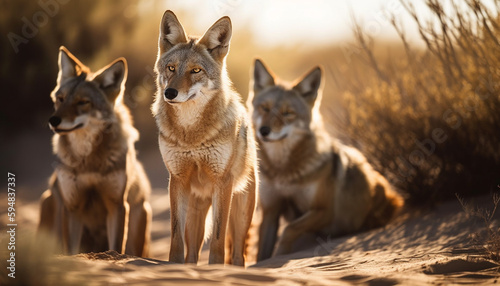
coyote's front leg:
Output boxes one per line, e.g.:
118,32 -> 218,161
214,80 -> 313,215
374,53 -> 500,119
168,176 -> 189,263
209,175 -> 233,264
106,200 -> 130,254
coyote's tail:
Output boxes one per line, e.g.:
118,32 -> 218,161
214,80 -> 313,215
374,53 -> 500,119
223,207 -> 260,266
244,209 -> 260,264
365,175 -> 405,229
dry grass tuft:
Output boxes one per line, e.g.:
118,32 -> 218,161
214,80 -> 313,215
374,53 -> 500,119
457,191 -> 500,261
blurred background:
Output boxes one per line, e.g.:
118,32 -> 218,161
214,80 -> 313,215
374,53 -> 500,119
1,0 -> 499,206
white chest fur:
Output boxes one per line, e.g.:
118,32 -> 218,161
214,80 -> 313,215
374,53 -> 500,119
160,138 -> 233,198
161,139 -> 232,174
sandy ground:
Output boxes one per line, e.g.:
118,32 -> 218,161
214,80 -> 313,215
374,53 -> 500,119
2,188 -> 500,285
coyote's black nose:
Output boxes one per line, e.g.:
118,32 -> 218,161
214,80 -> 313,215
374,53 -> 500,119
164,88 -> 178,100
259,126 -> 271,137
49,116 -> 62,127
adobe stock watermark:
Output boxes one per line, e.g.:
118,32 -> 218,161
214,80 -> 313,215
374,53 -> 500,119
7,0 -> 70,54
126,65 -> 156,109
394,74 -> 500,184
212,0 -> 243,15
342,0 -> 404,64
6,172 -> 17,279
313,235 -> 336,257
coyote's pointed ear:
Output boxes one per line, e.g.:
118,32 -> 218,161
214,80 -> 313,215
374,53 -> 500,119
292,67 -> 323,107
199,16 -> 232,63
92,58 -> 127,103
159,10 -> 188,55
253,59 -> 275,95
57,46 -> 86,84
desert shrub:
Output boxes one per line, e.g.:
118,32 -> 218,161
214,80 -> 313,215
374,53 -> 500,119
332,0 -> 500,205
457,192 -> 500,261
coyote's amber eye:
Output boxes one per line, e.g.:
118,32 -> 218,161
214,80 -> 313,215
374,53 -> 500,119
78,100 -> 90,106
260,105 -> 270,113
191,68 -> 201,74
167,66 -> 175,72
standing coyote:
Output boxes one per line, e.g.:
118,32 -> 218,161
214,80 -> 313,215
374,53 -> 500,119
248,59 -> 404,261
152,11 -> 258,265
38,46 -> 152,257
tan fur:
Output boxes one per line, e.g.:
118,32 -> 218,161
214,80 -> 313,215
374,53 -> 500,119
152,11 -> 257,266
248,59 -> 404,261
37,46 -> 152,257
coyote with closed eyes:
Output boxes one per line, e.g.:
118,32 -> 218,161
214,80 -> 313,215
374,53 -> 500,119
248,59 -> 404,261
